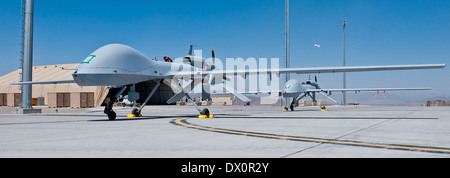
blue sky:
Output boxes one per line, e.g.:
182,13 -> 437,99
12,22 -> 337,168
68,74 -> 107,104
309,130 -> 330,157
0,0 -> 449,101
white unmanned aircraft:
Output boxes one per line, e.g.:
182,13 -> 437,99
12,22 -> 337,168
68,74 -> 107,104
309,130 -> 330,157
281,75 -> 432,111
12,44 -> 446,120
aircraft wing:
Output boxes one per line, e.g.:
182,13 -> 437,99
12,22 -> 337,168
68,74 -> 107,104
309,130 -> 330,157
172,64 -> 446,76
305,87 -> 432,93
242,90 -> 282,96
10,79 -> 76,85
212,87 -> 430,95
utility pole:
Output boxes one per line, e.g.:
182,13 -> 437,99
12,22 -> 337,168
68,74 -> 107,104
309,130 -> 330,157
286,0 -> 290,80
285,0 -> 290,107
21,0 -> 34,109
342,19 -> 347,106
18,0 -> 40,114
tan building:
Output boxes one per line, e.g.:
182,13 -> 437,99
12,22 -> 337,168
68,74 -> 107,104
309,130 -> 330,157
427,100 -> 450,107
0,63 -> 108,108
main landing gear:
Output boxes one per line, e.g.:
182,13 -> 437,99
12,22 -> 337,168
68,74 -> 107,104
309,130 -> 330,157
128,79 -> 162,118
172,81 -> 214,119
131,108 -> 141,117
200,108 -> 210,116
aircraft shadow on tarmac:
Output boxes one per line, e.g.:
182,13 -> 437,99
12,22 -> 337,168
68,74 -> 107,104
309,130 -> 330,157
41,114 -> 197,122
213,115 -> 439,120
40,113 -> 438,121
90,115 -> 198,122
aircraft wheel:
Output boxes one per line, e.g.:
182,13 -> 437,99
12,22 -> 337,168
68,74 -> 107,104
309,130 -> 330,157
108,111 -> 116,121
132,108 -> 141,116
201,108 -> 210,116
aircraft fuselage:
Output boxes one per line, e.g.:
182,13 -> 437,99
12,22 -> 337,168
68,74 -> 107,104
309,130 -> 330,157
72,44 -> 195,86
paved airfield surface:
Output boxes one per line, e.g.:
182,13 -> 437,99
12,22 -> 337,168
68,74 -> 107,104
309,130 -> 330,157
0,105 -> 449,158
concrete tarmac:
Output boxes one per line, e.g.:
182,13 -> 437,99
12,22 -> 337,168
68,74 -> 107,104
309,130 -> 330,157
0,105 -> 449,158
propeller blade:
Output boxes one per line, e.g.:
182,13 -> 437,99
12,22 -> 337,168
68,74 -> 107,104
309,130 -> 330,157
212,48 -> 215,64
315,75 -> 318,82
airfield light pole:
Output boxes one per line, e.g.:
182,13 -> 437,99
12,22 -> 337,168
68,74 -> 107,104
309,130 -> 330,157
286,0 -> 290,80
21,0 -> 34,109
342,19 -> 347,106
285,0 -> 290,107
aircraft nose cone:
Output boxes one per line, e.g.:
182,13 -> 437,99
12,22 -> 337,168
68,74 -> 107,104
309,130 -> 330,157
283,79 -> 302,97
74,44 -> 155,86
78,44 -> 154,73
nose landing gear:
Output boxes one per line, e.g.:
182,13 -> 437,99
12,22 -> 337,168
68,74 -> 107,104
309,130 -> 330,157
104,102 -> 117,120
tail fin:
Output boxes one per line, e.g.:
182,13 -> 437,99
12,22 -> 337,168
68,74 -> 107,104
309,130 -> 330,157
187,44 -> 196,56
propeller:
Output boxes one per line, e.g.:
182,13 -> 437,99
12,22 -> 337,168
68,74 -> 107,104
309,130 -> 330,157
200,48 -> 217,101
212,48 -> 215,64
315,75 -> 318,82
210,48 -> 232,83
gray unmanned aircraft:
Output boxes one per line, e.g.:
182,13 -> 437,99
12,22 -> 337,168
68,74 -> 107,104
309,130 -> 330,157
12,44 -> 446,120
280,75 -> 432,111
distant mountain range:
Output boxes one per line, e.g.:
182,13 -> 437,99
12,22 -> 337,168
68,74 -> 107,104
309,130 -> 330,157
351,93 -> 450,105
